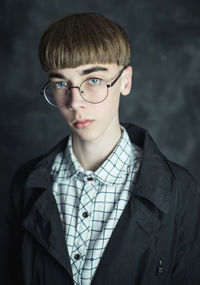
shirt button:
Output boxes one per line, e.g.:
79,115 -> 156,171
82,212 -> 89,218
74,253 -> 81,260
87,177 -> 93,181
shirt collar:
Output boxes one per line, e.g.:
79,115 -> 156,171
94,126 -> 138,185
55,126 -> 138,185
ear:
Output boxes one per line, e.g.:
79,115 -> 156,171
120,66 -> 132,96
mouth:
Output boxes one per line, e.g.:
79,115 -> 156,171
73,119 -> 94,129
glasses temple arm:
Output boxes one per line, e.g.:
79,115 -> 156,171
106,66 -> 127,88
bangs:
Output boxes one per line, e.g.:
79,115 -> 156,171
39,13 -> 130,71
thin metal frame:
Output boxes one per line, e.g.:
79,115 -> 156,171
41,66 -> 127,107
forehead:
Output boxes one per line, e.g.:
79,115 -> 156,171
48,63 -> 120,79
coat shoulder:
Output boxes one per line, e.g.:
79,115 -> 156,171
164,158 -> 200,220
166,159 -> 199,193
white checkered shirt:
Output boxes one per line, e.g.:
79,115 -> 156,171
51,126 -> 143,285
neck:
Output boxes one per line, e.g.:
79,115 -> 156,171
72,123 -> 122,172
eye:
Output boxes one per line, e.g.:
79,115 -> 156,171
88,78 -> 100,85
52,81 -> 68,89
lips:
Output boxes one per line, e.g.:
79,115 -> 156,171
73,119 -> 93,129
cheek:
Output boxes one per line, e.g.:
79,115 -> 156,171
100,90 -> 121,115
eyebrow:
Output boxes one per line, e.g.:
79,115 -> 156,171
48,73 -> 66,79
48,66 -> 109,79
80,66 -> 108,75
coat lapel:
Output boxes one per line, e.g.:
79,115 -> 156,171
22,166 -> 73,278
91,188 -> 161,284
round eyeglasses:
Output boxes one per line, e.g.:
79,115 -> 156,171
40,66 -> 127,107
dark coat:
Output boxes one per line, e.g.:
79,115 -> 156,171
2,123 -> 200,285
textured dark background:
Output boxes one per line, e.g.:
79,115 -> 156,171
1,0 -> 200,197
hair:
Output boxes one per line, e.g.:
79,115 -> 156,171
38,12 -> 131,71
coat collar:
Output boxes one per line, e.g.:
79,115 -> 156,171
22,187 -> 73,277
122,122 -> 171,214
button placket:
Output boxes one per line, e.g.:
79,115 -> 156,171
72,177 -> 96,273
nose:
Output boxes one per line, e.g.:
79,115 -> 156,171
67,86 -> 86,110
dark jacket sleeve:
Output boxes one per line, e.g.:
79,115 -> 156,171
170,178 -> 200,285
0,185 -> 23,285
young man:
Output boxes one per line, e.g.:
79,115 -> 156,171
6,12 -> 200,285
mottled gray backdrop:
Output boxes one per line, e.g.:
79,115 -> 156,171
1,0 -> 200,197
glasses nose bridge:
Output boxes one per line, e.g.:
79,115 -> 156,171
67,85 -> 84,100
68,85 -> 81,94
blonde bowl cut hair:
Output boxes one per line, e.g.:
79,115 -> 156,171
38,12 -> 131,71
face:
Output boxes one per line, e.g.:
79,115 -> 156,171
48,63 -> 132,144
